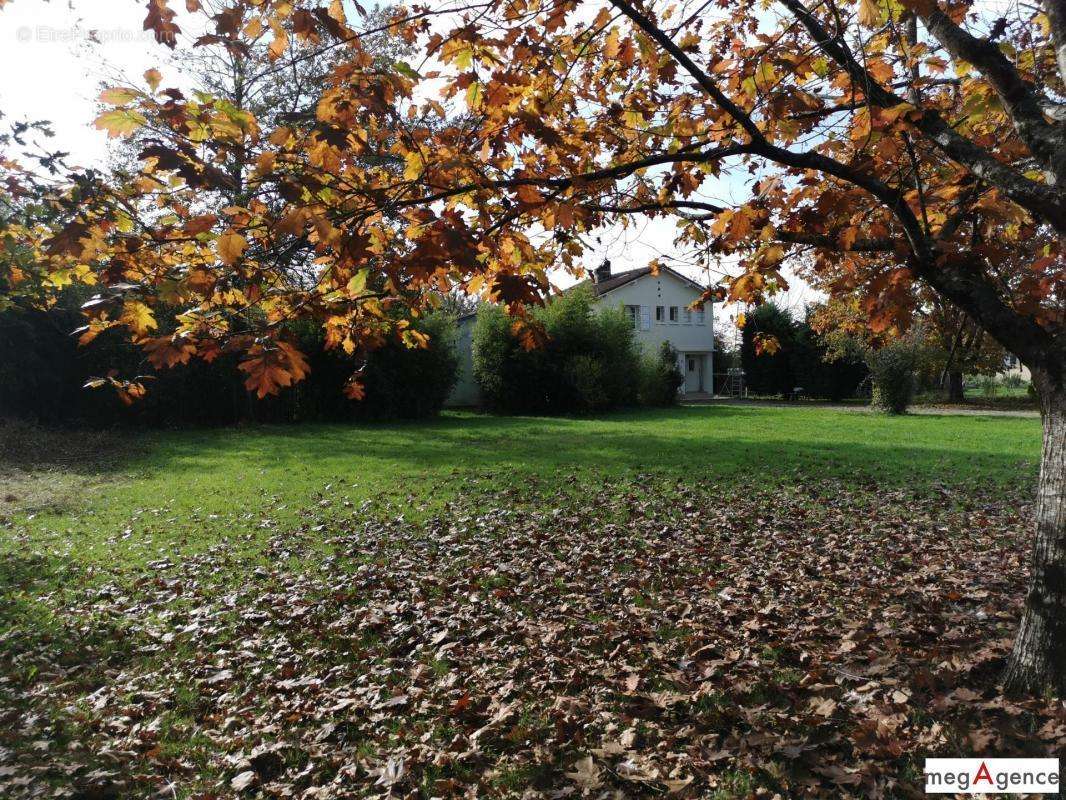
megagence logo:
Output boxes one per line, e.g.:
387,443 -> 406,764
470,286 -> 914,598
925,759 -> 1059,794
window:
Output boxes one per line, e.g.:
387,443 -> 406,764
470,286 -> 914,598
687,358 -> 696,371
656,305 -> 665,323
682,308 -> 692,325
695,307 -> 705,326
624,305 -> 641,330
1005,354 -> 1019,369
669,306 -> 679,323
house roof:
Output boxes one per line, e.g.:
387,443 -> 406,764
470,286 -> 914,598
455,265 -> 708,323
573,265 -> 707,297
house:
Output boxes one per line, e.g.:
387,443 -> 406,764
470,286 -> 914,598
999,352 -> 1032,383
447,261 -> 715,406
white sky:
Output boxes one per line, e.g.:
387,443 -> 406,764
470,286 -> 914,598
0,0 -> 817,324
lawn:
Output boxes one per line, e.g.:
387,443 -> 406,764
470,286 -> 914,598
1,405 -> 1058,799
2,404 -> 1042,568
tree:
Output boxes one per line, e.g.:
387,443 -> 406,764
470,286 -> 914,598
3,0 -> 1065,693
742,301 -> 868,399
811,294 -> 1007,402
740,303 -> 797,397
921,299 -> 1009,401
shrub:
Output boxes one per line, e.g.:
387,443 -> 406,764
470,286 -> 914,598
356,313 -> 459,419
472,286 -> 641,414
0,295 -> 458,426
638,342 -> 684,407
868,340 -> 918,413
741,302 -> 867,400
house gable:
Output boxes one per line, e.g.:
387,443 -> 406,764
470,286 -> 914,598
590,266 -> 714,360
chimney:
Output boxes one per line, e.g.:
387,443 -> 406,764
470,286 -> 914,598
593,259 -> 611,284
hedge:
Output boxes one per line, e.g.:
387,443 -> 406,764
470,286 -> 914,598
0,293 -> 458,427
740,302 -> 867,400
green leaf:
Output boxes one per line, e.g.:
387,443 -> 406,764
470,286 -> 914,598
94,108 -> 146,138
393,61 -> 421,80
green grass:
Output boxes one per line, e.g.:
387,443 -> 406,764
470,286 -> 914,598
2,404 -> 1042,569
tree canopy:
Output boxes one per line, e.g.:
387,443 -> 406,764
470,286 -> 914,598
2,0 -> 1059,398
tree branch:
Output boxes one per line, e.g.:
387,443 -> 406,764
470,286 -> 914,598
918,4 -> 1064,172
392,145 -> 749,210
774,230 -> 896,252
779,0 -> 1066,235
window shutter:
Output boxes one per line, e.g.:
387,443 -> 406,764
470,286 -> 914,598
641,306 -> 652,330
696,309 -> 705,326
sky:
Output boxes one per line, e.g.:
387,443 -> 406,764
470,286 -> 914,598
0,0 -> 818,326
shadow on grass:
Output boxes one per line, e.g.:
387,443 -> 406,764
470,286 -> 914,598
0,420 -> 138,475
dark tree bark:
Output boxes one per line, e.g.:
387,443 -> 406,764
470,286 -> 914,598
1004,373 -> 1066,695
947,370 -> 965,402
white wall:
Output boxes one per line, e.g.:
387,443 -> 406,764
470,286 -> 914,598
447,315 -> 481,406
594,271 -> 715,355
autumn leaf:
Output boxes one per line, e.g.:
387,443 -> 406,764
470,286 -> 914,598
268,20 -> 289,59
238,341 -> 311,398
403,151 -> 423,181
565,756 -> 601,789
144,68 -> 163,92
515,184 -> 543,205
94,108 -> 147,138
753,332 -> 780,356
143,335 -> 196,369
99,87 -> 142,105
274,208 -> 309,236
343,375 -> 366,400
120,301 -> 157,337
217,232 -> 248,265
185,214 -> 218,235
857,0 -> 882,28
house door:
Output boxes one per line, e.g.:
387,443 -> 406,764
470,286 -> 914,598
685,354 -> 704,393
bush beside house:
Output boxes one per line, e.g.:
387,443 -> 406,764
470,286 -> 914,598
868,339 -> 919,414
638,342 -> 685,407
473,286 -> 681,414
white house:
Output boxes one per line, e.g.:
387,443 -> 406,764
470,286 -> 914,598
999,352 -> 1032,383
447,261 -> 715,406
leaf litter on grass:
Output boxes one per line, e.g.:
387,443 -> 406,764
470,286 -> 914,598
0,473 -> 1061,799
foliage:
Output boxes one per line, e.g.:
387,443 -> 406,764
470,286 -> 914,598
3,0 -> 1060,409
473,286 -> 641,414
638,341 -> 685,407
740,304 -> 796,397
811,297 -> 1007,401
358,313 -> 459,419
0,297 -> 457,425
741,303 -> 867,400
869,339 -> 920,414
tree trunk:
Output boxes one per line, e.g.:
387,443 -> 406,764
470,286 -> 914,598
1003,372 -> 1066,695
947,370 -> 965,402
